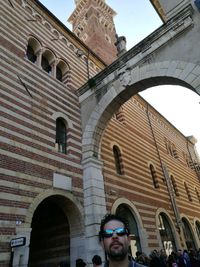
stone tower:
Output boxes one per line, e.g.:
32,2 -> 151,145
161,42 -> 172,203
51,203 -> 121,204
68,0 -> 118,64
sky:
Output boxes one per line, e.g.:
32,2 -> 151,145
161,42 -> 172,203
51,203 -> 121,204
39,0 -> 200,155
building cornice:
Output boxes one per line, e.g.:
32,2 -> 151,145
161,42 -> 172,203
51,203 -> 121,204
77,4 -> 194,96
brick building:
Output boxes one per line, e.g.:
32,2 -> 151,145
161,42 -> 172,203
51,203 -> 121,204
0,0 -> 200,267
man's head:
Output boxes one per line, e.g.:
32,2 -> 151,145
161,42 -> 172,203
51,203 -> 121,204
99,214 -> 130,262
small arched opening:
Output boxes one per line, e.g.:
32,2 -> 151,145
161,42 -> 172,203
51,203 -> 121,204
56,117 -> 67,154
26,37 -> 41,63
116,204 -> 141,257
182,217 -> 196,250
41,49 -> 55,74
56,60 -> 70,85
29,196 -> 70,267
158,212 -> 176,255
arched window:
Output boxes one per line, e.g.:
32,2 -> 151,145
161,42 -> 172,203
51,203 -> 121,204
170,175 -> 179,197
115,107 -> 126,124
164,137 -> 169,154
113,145 -> 123,175
195,221 -> 200,240
56,60 -> 69,84
172,144 -> 179,159
149,164 -> 159,188
26,37 -> 40,64
56,66 -> 62,81
41,50 -> 54,74
26,45 -> 37,63
182,218 -> 196,250
55,118 -> 67,154
195,187 -> 200,203
184,182 -> 192,202
41,55 -> 52,73
116,204 -> 141,257
168,143 -> 173,157
158,213 -> 176,255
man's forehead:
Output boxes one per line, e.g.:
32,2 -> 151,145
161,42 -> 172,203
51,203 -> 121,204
104,219 -> 124,229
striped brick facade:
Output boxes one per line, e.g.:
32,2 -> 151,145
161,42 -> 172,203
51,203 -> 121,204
101,94 -> 200,254
0,0 -> 105,266
0,0 -> 200,267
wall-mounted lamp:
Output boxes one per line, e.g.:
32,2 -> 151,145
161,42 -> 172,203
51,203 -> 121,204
76,49 -> 84,57
16,219 -> 22,225
75,49 -> 90,79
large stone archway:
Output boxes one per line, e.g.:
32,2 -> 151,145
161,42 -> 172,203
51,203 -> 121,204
155,208 -> 181,253
80,62 -> 199,160
12,189 -> 85,267
77,3 -> 200,262
80,68 -> 200,264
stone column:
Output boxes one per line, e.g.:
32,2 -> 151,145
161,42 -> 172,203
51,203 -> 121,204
12,227 -> 32,267
82,156 -> 107,265
51,59 -> 57,79
36,49 -> 42,67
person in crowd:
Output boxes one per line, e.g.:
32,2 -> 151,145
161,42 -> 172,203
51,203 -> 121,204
149,250 -> 166,267
92,255 -> 102,267
183,250 -> 191,267
189,249 -> 199,267
135,251 -> 149,266
58,261 -> 69,267
76,258 -> 87,267
99,213 -> 146,267
176,249 -> 188,267
160,249 -> 167,267
197,248 -> 200,262
167,253 -> 178,267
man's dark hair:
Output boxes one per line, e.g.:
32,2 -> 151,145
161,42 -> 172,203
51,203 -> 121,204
99,213 -> 130,241
92,255 -> 102,265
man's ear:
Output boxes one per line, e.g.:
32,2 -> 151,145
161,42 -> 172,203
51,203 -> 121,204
100,239 -> 105,249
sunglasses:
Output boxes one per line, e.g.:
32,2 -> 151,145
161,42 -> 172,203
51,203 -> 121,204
101,227 -> 129,238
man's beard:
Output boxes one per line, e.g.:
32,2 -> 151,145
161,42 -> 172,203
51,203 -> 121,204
106,242 -> 128,261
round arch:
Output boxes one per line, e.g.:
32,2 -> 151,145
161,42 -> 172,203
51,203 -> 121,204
193,218 -> 200,248
155,208 -> 180,254
52,112 -> 74,129
56,58 -> 71,84
25,188 -> 84,234
41,48 -> 56,65
180,215 -> 197,250
14,189 -> 84,267
109,141 -> 123,152
26,36 -> 42,63
27,35 -> 42,51
81,60 -> 200,160
111,198 -> 149,255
